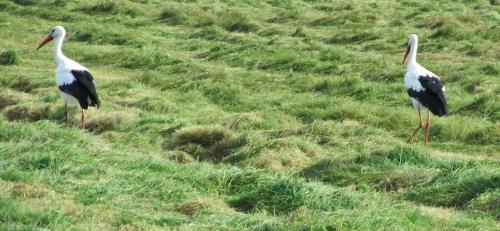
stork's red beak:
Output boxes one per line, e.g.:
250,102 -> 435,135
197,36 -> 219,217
36,36 -> 53,50
402,45 -> 410,64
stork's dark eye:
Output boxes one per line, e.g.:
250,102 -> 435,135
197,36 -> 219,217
51,29 -> 55,34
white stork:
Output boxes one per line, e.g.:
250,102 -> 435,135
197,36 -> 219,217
403,34 -> 448,146
37,26 -> 100,129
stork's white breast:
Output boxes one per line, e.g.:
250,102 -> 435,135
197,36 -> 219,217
55,57 -> 87,86
56,70 -> 76,86
404,72 -> 424,92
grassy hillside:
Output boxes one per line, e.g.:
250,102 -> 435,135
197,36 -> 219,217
0,0 -> 499,230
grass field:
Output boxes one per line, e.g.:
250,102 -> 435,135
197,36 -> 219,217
0,0 -> 499,230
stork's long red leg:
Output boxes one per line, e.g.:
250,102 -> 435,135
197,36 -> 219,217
81,108 -> 84,129
408,108 -> 423,143
424,110 -> 431,146
64,103 -> 68,128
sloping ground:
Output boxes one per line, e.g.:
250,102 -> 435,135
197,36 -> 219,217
0,0 -> 498,230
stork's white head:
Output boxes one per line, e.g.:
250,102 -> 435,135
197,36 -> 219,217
403,34 -> 418,64
407,34 -> 418,47
50,26 -> 66,39
36,26 -> 66,50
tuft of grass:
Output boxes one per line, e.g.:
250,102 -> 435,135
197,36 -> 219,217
10,182 -> 49,199
84,112 -> 132,133
52,0 -> 66,7
172,125 -> 231,147
0,49 -> 20,65
302,147 -> 435,191
227,175 -> 307,214
459,94 -> 498,120
405,170 -> 499,207
174,199 -> 208,216
71,25 -> 130,45
0,93 -> 19,110
12,0 -> 35,6
3,105 -> 50,122
309,16 -> 345,26
9,78 -> 34,92
468,189 -> 500,219
116,48 -> 182,69
190,26 -> 226,41
327,32 -> 380,44
158,5 -> 215,27
221,11 -> 258,33
417,16 -> 455,29
159,7 -> 188,25
430,25 -> 470,40
164,150 -> 194,164
291,26 -> 306,37
480,64 -> 499,75
267,9 -> 302,23
163,126 -> 246,162
77,1 -> 140,16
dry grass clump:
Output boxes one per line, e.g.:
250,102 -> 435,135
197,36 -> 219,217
10,182 -> 50,198
241,137 -> 320,171
174,199 -> 209,216
84,111 -> 133,133
175,125 -> 231,146
9,78 -> 34,92
0,93 -> 19,109
219,11 -> 259,33
3,105 -> 50,122
174,197 -> 232,216
163,125 -> 246,162
164,150 -> 194,164
159,7 -> 189,25
76,0 -> 141,17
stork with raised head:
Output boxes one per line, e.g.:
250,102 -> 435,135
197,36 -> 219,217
403,34 -> 448,146
37,26 -> 100,129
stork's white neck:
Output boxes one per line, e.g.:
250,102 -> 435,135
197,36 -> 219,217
407,39 -> 418,67
53,34 -> 66,65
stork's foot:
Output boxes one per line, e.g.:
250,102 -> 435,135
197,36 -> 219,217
407,126 -> 423,144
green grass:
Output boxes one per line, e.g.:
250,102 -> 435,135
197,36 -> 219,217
0,0 -> 499,230
0,49 -> 20,65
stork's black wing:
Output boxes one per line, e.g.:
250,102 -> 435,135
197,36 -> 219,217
408,75 -> 448,116
63,70 -> 101,109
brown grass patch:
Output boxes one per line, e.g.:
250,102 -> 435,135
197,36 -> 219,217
175,199 -> 208,216
163,125 -> 247,162
119,224 -> 143,231
10,182 -> 50,198
0,92 -> 19,109
164,150 -> 194,164
3,105 -> 50,121
10,78 -> 34,92
174,197 -> 232,216
84,111 -> 133,133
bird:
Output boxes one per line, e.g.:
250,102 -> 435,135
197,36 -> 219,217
36,26 -> 100,129
403,34 -> 448,146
